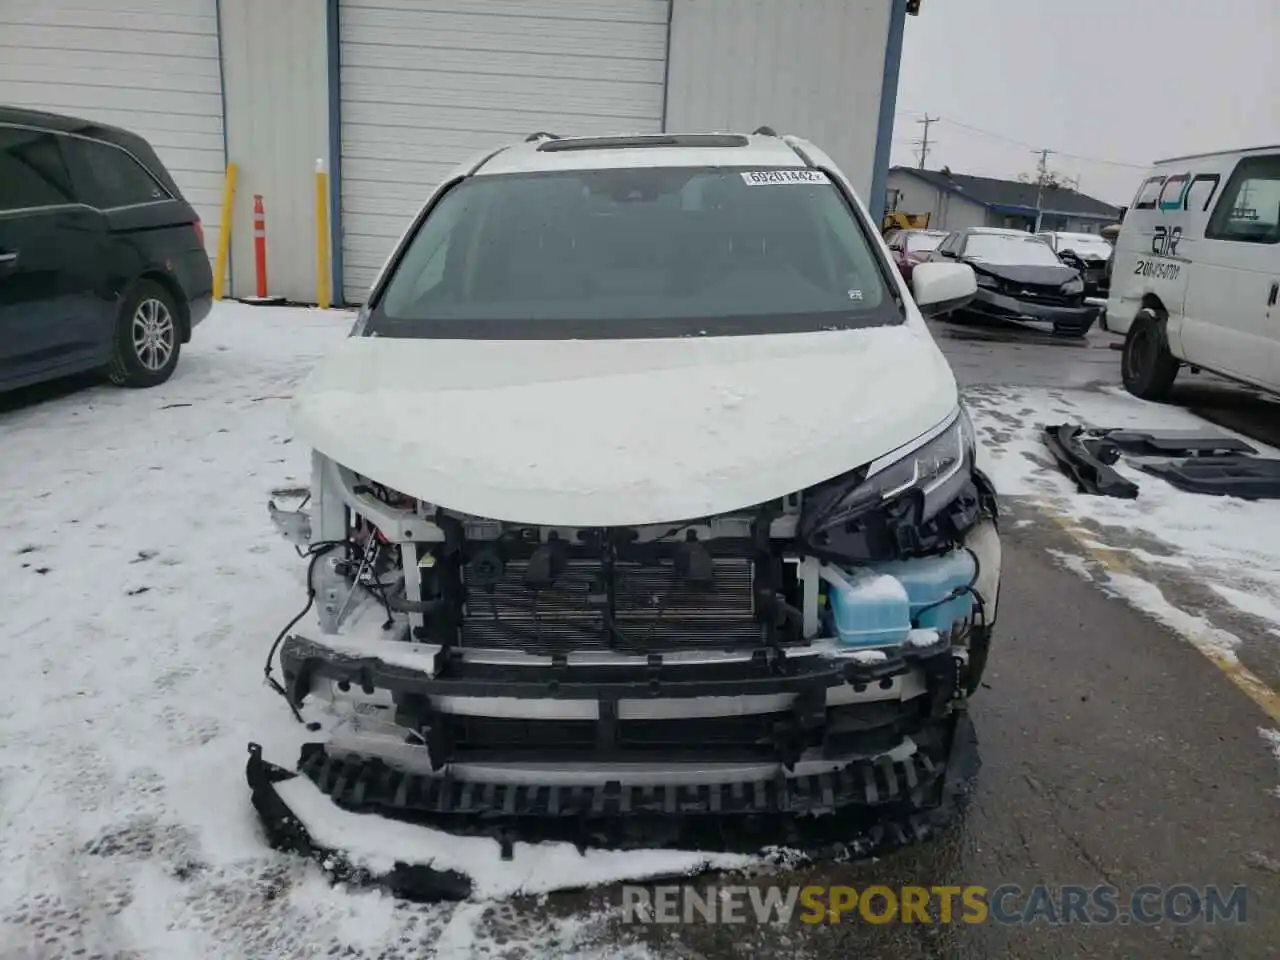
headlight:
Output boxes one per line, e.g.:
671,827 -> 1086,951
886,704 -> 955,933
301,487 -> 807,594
801,407 -> 977,542
1061,277 -> 1084,295
974,273 -> 1001,290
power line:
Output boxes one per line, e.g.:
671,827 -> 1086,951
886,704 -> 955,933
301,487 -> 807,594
896,112 -> 1149,170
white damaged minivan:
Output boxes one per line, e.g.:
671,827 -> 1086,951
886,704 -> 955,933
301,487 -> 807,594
250,132 -> 1002,883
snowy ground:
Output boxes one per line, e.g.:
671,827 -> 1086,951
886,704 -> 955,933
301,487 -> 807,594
0,304 -> 691,959
3,303 -> 1279,957
966,383 -> 1280,652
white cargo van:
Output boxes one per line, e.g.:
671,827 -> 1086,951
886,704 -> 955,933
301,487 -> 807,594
1107,146 -> 1280,400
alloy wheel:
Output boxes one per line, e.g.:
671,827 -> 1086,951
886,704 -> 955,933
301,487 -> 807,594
132,298 -> 175,371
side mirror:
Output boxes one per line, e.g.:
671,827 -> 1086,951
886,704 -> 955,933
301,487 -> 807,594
911,262 -> 977,316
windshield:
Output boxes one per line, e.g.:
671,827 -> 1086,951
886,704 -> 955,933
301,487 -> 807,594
369,167 -> 899,339
964,234 -> 1062,266
905,231 -> 946,253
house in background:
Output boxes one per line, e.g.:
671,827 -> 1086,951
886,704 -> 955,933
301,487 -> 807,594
886,166 -> 1122,234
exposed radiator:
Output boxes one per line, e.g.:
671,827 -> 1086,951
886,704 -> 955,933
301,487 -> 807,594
461,557 -> 764,652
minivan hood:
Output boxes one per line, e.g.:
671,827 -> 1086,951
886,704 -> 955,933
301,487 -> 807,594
290,326 -> 958,527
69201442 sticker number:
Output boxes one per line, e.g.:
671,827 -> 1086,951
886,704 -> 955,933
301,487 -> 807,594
1134,258 -> 1181,280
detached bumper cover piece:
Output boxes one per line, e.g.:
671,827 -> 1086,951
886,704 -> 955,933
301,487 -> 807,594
1137,456 -> 1280,500
1042,424 -> 1139,499
246,744 -> 475,902
1101,429 -> 1256,458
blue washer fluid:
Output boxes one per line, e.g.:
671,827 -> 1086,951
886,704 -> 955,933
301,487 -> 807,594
825,569 -> 911,649
870,551 -> 977,633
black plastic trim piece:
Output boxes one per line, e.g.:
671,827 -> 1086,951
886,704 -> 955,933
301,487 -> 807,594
246,744 -> 473,902
243,712 -> 979,903
1101,429 -> 1256,457
1042,424 -> 1140,498
293,740 -> 945,819
1137,456 -> 1280,500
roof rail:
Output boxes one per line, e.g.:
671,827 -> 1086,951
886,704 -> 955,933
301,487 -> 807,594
781,135 -> 817,168
524,131 -> 561,142
753,125 -> 778,137
536,133 -> 749,153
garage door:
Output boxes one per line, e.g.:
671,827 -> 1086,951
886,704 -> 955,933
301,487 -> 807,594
338,0 -> 671,303
0,0 -> 225,263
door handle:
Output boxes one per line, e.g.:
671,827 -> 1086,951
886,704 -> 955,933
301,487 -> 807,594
1269,281 -> 1279,307
0,251 -> 17,265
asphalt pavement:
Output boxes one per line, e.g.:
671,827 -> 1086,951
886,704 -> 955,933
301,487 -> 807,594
499,319 -> 1280,959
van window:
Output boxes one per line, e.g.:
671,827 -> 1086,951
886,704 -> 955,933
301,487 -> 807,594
66,137 -> 169,209
0,126 -> 74,211
1206,156 -> 1280,244
1132,176 -> 1165,210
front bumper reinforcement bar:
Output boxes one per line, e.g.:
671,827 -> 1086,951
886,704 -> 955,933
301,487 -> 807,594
245,712 -> 979,903
278,634 -> 931,707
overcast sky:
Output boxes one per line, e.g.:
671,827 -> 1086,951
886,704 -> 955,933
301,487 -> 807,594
890,0 -> 1280,206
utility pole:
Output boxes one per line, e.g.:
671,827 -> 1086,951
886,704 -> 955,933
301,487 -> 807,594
912,115 -> 940,169
1031,148 -> 1056,232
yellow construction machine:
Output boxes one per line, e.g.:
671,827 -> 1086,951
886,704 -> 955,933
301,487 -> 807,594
882,210 -> 932,235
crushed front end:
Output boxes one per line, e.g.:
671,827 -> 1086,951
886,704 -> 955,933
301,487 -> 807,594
250,409 -> 1000,894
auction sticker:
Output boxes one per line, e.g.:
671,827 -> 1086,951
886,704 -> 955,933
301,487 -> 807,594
740,169 -> 831,186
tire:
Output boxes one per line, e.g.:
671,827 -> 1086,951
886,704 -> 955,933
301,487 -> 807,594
107,280 -> 183,388
1121,310 -> 1179,401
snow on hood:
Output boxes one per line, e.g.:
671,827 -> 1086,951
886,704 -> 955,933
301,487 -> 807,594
290,325 -> 958,527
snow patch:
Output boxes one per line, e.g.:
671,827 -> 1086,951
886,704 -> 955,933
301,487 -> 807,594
1045,548 -> 1097,582
1102,573 -> 1241,661
274,775 -> 758,900
905,628 -> 940,648
1210,584 -> 1280,628
844,649 -> 890,664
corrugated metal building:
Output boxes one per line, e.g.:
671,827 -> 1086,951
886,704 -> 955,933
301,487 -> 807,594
0,0 -> 915,305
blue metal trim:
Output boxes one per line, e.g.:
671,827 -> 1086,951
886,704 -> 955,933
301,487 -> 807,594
660,0 -> 674,132
327,0 -> 345,305
214,0 -> 232,288
870,0 -> 908,219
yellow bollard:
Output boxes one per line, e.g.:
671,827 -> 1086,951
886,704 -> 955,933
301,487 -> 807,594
212,162 -> 237,300
315,158 -> 331,309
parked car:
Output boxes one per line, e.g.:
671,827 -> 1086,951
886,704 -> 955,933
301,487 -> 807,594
1036,230 -> 1114,296
251,132 -> 1003,861
0,106 -> 212,392
1108,146 -> 1280,400
929,226 -> 1096,337
886,227 -> 949,282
